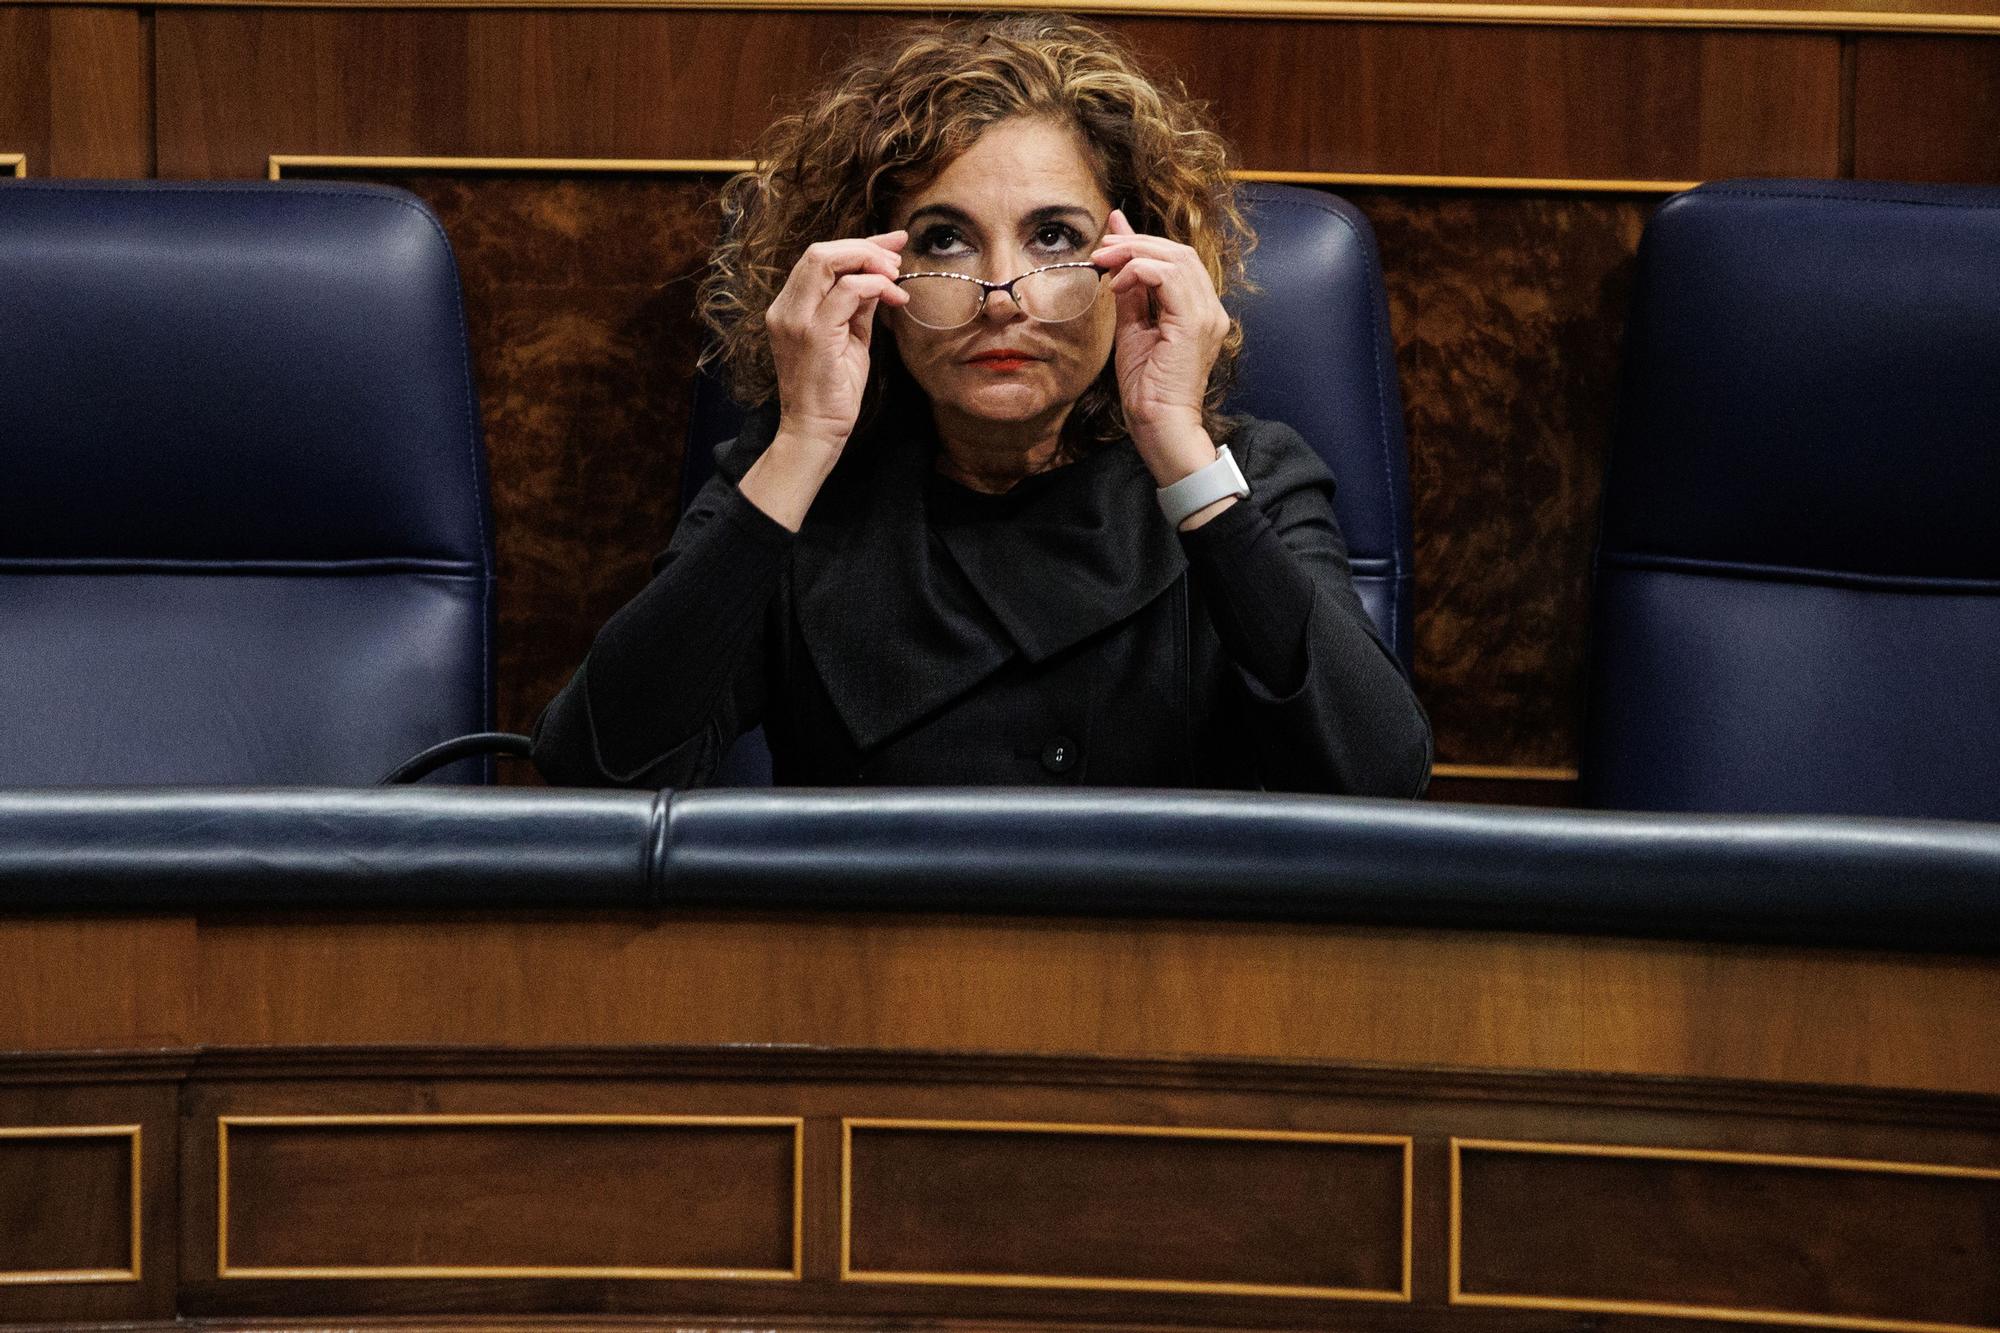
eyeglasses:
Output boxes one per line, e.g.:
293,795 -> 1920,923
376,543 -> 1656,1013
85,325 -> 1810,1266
894,261 -> 1107,330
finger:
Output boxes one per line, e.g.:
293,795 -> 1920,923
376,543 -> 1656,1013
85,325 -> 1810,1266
818,272 -> 905,331
1111,260 -> 1155,332
849,292 -> 880,349
1114,255 -> 1221,327
794,237 -> 905,288
1107,208 -> 1137,237
1092,233 -> 1198,267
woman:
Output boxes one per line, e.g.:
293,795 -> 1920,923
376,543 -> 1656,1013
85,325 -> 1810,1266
533,14 -> 1431,794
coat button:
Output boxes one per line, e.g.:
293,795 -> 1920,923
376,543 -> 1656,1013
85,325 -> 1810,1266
1039,736 -> 1079,775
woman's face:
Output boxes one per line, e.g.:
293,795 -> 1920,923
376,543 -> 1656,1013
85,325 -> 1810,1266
887,115 -> 1118,439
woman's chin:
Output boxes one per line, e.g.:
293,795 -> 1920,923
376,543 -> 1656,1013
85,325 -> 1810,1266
948,380 -> 1064,424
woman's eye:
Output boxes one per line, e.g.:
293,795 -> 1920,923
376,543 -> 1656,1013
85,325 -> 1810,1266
914,225 -> 971,257
1030,222 -> 1084,254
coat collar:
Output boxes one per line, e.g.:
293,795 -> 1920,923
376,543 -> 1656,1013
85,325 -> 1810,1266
790,404 -> 1186,751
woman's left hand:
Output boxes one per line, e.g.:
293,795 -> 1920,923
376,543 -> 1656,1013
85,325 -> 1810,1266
1091,207 -> 1232,471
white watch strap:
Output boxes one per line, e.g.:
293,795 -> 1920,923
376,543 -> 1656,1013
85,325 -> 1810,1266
1156,445 -> 1250,528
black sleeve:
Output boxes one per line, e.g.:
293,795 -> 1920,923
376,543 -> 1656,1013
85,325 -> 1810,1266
531,434 -> 793,789
1177,418 -> 1433,797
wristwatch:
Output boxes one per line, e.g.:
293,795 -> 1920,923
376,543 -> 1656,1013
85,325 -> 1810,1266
1156,445 -> 1251,528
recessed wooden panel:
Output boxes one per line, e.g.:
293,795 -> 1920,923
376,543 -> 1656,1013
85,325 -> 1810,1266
217,1115 -> 801,1278
0,1127 -> 139,1282
154,8 -> 881,179
1853,36 -> 2000,183
1352,186 -> 1654,769
843,1119 -> 1410,1299
1128,21 -> 1841,181
1454,1139 -> 2000,1330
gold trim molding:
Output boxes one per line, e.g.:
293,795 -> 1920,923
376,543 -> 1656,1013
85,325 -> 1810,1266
216,1113 -> 805,1281
1449,1137 -> 2000,1333
268,154 -> 755,179
273,153 -> 1694,195
0,1124 -> 143,1286
40,0 -> 2000,37
2,155 -> 25,178
841,1117 -> 1415,1301
1432,762 -> 1581,782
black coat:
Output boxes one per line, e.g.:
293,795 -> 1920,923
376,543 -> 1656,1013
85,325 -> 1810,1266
532,406 -> 1431,794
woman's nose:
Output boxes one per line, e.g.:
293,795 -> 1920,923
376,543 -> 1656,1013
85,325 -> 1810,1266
982,281 -> 1027,322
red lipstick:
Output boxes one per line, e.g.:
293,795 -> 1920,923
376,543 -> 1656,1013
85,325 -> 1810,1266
967,348 -> 1036,372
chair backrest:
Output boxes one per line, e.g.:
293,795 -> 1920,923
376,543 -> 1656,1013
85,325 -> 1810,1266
0,180 -> 495,785
1582,178 -> 2000,819
681,183 -> 1415,785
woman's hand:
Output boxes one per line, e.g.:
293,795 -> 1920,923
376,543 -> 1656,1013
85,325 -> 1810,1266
765,231 -> 910,452
1091,208 -> 1232,474
741,231 -> 909,532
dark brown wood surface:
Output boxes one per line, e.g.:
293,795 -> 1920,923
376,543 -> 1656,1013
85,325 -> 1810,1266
5,912 -> 1999,1098
0,5 -> 150,177
1853,34 -> 2000,181
1455,1143 -> 2000,1326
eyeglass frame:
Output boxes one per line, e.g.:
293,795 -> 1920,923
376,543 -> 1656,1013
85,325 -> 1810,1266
892,260 -> 1109,329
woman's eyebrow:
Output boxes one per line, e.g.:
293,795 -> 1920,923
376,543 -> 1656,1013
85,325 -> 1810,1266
903,202 -> 1099,229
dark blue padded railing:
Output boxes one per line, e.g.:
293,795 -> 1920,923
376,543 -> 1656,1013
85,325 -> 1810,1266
4,787 -> 1996,954
0,180 -> 496,786
680,183 -> 1414,785
1584,179 -> 2000,820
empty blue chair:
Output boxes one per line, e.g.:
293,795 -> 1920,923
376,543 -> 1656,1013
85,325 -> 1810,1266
0,181 -> 495,785
1583,179 -> 2000,819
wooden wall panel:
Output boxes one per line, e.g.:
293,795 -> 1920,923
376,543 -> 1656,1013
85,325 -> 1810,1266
0,918 -> 197,1052
154,8 -> 879,178
0,1131 -> 133,1275
1853,35 -> 2000,182
1131,21 -> 1843,180
154,9 -> 1844,183
0,6 -> 150,177
216,1117 -> 799,1277
187,911 -> 2000,1096
844,1122 -> 1409,1297
1454,1140 -> 2000,1327
0,1081 -> 179,1326
1356,188 -> 1652,769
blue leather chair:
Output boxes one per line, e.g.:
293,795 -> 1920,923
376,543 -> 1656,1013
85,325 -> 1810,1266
682,182 -> 1414,784
0,180 -> 495,785
1582,179 -> 2000,819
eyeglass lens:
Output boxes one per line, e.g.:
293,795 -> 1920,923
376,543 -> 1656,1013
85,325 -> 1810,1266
897,266 -> 1103,330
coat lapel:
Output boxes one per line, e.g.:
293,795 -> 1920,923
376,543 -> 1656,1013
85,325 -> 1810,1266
791,408 -> 1186,753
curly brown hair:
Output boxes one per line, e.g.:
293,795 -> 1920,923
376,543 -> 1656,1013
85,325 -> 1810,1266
698,12 -> 1252,448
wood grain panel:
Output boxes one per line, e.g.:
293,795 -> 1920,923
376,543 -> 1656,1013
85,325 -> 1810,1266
0,1128 -> 135,1278
0,917 -> 198,1051
154,8 -> 880,179
0,1081 -> 177,1326
1853,36 -> 2000,182
154,9 -> 1841,183
1127,21 -> 1842,180
1454,1139 -> 2000,1329
0,6 -> 150,178
190,912 -> 2000,1096
217,1116 -> 800,1277
844,1121 -> 1408,1298
1356,187 -> 1652,769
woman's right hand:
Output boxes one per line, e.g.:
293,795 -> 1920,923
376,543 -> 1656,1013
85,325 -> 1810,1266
764,230 -> 909,452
